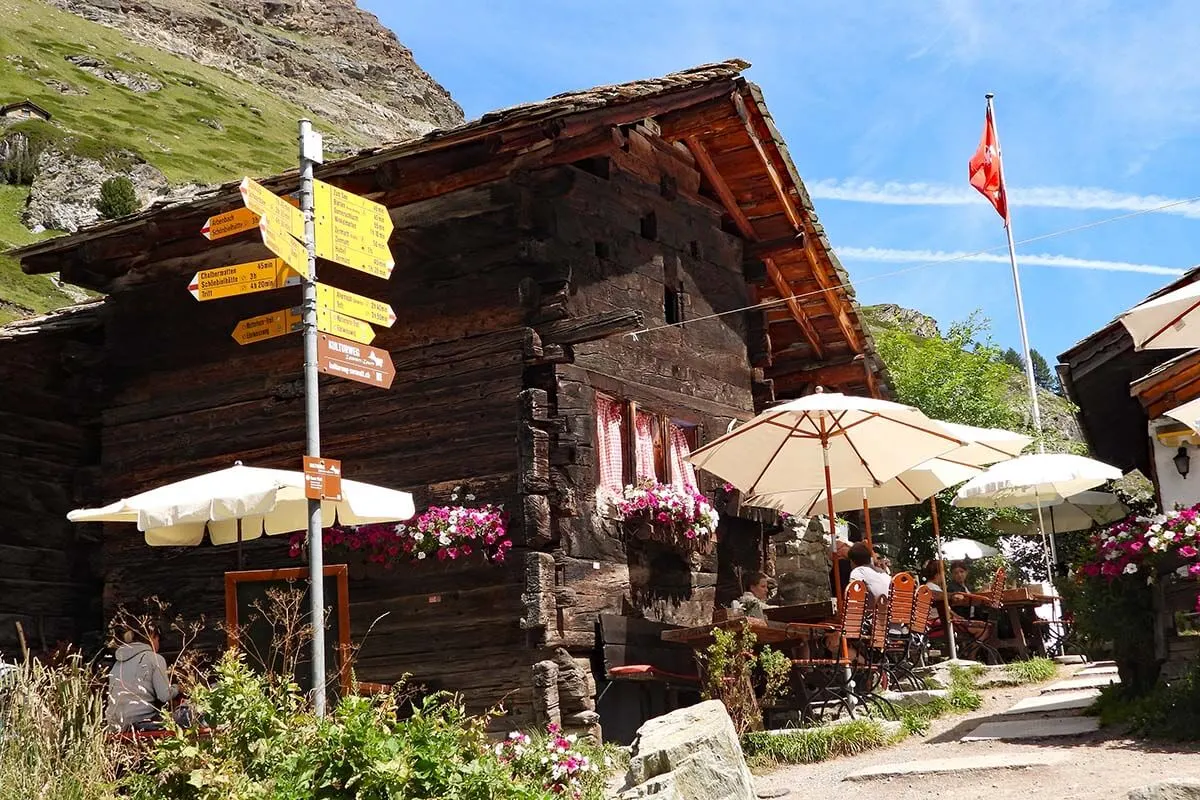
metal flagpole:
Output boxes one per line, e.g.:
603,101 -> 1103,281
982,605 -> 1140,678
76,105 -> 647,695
988,94 -> 1055,581
298,119 -> 327,716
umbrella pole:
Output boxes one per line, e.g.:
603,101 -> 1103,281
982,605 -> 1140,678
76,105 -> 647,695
930,496 -> 959,661
236,518 -> 244,571
862,492 -> 872,548
820,418 -> 849,662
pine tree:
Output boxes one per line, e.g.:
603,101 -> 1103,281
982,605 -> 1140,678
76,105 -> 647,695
96,176 -> 139,219
1000,347 -> 1024,371
1030,349 -> 1058,394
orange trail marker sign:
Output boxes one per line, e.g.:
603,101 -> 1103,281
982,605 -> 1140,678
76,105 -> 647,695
188,258 -> 300,301
313,179 -> 395,279
317,305 -> 375,345
259,221 -> 310,279
303,456 -> 343,502
231,306 -> 302,345
315,283 -> 395,327
240,177 -> 305,241
317,333 -> 395,389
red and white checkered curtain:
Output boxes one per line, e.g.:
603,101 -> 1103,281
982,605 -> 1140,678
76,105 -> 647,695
668,425 -> 698,491
595,395 -> 624,494
634,411 -> 657,481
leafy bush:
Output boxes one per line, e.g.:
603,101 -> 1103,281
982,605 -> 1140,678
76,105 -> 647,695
1090,665 -> 1200,741
741,719 -> 894,768
125,652 -> 613,800
0,655 -> 121,800
698,621 -> 791,735
96,175 -> 139,219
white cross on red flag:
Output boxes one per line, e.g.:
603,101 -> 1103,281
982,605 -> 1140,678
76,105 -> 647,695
969,103 -> 1009,222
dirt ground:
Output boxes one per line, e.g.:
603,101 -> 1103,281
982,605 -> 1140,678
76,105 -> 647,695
753,672 -> 1200,800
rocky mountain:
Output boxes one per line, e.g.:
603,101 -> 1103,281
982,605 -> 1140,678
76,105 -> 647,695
860,303 -> 940,339
0,0 -> 462,323
44,0 -> 463,143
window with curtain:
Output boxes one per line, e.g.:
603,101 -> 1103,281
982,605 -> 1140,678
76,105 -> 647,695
595,392 -> 699,493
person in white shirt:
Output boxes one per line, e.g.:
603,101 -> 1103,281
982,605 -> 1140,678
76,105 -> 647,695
847,542 -> 891,600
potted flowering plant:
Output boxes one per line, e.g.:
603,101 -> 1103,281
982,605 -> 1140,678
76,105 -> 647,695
494,723 -> 608,799
611,477 -> 719,554
1067,503 -> 1200,695
288,487 -> 512,571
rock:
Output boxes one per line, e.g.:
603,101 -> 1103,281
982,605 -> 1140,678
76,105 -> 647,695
916,659 -> 984,690
23,150 -> 168,232
862,303 -> 941,338
620,701 -> 755,800
881,689 -> 948,708
773,517 -> 836,604
198,117 -> 224,131
1127,779 -> 1200,799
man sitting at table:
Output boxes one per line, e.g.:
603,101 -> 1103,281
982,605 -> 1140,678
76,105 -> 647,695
731,571 -> 772,619
847,542 -> 891,600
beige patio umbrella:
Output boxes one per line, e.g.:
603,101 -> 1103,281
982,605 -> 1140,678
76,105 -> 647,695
687,390 -> 965,595
67,461 -> 416,566
992,491 -> 1127,536
1118,280 -> 1200,350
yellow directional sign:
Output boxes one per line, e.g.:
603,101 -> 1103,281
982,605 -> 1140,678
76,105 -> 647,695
201,195 -> 299,240
240,177 -> 305,242
188,259 -> 300,302
313,179 -> 394,279
260,223 -> 310,279
316,283 -> 395,328
231,307 -> 303,345
317,305 -> 376,345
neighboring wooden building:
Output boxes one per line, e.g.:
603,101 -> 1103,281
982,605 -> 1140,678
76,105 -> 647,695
1,61 -> 884,738
0,99 -> 51,122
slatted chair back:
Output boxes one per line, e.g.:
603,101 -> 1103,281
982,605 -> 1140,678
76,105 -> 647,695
910,585 -> 934,635
987,566 -> 1007,604
840,580 -> 869,642
887,572 -> 917,628
870,595 -> 889,652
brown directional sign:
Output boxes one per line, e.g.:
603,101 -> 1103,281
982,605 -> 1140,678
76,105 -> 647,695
303,456 -> 343,501
316,333 -> 394,389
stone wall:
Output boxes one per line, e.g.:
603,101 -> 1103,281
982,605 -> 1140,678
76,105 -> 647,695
772,518 -> 836,604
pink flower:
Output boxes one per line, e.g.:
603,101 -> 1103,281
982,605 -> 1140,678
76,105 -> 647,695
1179,545 -> 1198,558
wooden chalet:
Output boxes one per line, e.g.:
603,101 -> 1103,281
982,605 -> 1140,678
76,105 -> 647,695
1,60 -> 885,740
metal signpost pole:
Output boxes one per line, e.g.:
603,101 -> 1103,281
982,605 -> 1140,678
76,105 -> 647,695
298,119 -> 327,716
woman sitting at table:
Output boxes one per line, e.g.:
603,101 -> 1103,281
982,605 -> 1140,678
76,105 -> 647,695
922,560 -> 991,643
730,571 -> 772,619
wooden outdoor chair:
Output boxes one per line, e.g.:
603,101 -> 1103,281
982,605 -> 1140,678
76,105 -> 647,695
787,580 -> 878,722
906,585 -> 936,667
953,566 -> 1004,663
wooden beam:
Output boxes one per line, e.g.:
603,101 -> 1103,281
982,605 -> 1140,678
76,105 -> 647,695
745,234 -> 805,261
730,91 -> 862,354
685,136 -> 823,360
770,355 -> 869,394
536,309 -> 645,345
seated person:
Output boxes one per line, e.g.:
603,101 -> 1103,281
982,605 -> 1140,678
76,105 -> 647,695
731,571 -> 772,619
922,560 -> 991,642
847,542 -> 891,600
829,539 -> 853,598
105,624 -> 181,733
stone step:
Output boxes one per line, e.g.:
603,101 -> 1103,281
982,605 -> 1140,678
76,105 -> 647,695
1054,654 -> 1088,664
844,752 -> 1066,781
881,689 -> 948,708
1002,688 -> 1100,715
961,716 -> 1100,741
1076,665 -> 1119,676
1041,674 -> 1119,693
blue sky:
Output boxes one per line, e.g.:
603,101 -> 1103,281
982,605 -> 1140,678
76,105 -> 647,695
365,0 -> 1200,361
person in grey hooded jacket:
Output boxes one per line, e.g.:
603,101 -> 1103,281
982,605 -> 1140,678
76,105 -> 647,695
104,625 -> 178,732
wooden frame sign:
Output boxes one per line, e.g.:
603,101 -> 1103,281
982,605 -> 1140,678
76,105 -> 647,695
224,565 -> 352,695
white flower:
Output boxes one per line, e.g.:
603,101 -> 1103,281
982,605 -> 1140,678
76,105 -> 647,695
438,533 -> 451,546
1123,562 -> 1138,575
417,551 -> 427,560
466,493 -> 476,501
1177,566 -> 1190,577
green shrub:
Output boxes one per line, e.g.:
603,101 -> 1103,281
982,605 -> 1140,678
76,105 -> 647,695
698,621 -> 792,735
1090,665 -> 1200,741
0,656 -> 120,800
1005,657 -> 1057,685
741,719 -> 894,769
96,175 -> 139,219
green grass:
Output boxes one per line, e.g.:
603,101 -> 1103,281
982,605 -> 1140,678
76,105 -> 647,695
742,719 -> 897,769
1005,657 -> 1058,685
899,665 -> 984,735
0,0 -> 364,184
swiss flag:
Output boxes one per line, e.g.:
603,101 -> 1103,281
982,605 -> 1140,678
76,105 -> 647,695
969,104 -> 1008,221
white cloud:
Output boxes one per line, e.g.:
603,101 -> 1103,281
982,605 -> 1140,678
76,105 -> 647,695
809,179 -> 1200,219
838,246 -> 1187,277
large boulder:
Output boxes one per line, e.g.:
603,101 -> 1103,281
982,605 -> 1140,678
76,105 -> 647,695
22,150 -> 169,232
1128,779 -> 1200,800
619,700 -> 755,800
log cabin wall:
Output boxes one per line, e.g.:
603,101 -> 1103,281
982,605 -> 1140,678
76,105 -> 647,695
0,309 -> 104,659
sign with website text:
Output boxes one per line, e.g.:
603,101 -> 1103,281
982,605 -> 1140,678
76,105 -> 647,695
316,333 -> 394,389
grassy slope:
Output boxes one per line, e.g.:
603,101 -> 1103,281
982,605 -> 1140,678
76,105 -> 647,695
0,0 -> 366,321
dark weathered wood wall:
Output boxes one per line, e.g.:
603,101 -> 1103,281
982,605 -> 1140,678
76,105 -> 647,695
0,316 -> 103,658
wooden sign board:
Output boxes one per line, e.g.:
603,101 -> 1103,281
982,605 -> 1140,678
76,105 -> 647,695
313,179 -> 395,279
317,333 -> 395,389
189,258 -> 299,301
303,456 -> 343,501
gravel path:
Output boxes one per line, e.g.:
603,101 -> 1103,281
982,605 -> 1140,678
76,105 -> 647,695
754,670 -> 1200,800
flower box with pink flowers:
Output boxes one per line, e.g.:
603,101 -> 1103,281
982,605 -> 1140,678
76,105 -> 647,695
610,478 -> 719,555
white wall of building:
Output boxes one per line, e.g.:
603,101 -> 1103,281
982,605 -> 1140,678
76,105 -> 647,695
1149,418 -> 1200,510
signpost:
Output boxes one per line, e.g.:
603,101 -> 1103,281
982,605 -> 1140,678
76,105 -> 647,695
302,456 -> 343,502
231,307 -> 302,345
313,179 -> 395,279
196,123 -> 397,717
316,305 -> 376,345
189,259 -> 299,301
317,332 -> 395,389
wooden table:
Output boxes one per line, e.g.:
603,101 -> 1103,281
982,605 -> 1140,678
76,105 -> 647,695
661,615 -> 835,649
997,590 -> 1058,660
765,600 -> 836,624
